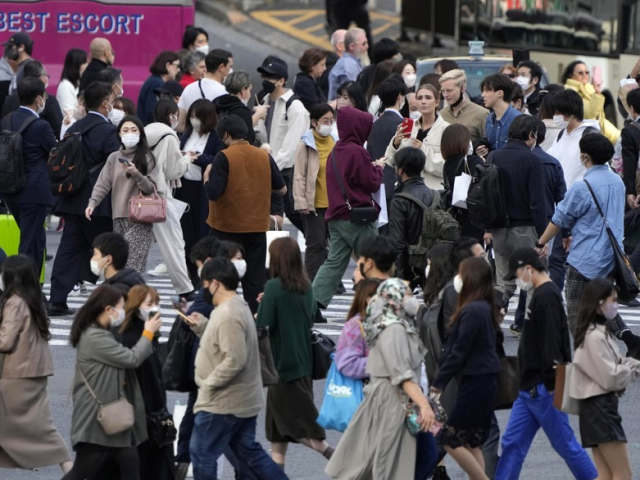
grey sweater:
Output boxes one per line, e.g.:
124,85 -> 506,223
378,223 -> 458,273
88,148 -> 164,219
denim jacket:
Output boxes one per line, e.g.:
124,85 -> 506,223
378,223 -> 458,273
485,105 -> 521,151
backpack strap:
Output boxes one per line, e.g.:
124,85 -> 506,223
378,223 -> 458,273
13,113 -> 38,135
284,94 -> 300,121
630,122 -> 640,134
1,112 -> 12,131
557,128 -> 565,141
395,191 -> 435,211
198,79 -> 206,100
149,132 -> 174,151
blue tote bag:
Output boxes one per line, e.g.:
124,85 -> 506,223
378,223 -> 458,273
317,355 -> 364,432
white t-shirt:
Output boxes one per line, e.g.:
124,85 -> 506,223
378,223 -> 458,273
182,131 -> 210,181
178,78 -> 227,113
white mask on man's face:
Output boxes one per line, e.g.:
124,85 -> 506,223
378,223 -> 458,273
553,114 -> 569,129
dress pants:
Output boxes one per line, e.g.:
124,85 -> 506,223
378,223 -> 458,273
329,0 -> 373,49
49,213 -> 112,306
301,209 -> 328,282
209,228 -> 266,315
492,226 -> 538,306
152,197 -> 194,294
281,169 -> 305,234
3,200 -> 48,276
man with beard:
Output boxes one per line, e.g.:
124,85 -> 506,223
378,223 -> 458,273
328,28 -> 369,101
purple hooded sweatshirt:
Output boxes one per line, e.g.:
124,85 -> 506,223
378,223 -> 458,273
325,107 -> 384,222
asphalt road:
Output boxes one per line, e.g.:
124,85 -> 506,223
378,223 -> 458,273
5,11 -> 640,480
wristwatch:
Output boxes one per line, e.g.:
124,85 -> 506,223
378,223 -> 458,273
535,241 -> 545,249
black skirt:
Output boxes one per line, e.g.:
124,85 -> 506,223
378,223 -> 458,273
265,376 -> 326,443
579,392 -> 626,448
438,373 -> 497,449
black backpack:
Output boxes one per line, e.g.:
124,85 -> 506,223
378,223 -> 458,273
466,162 -> 510,230
48,124 -> 100,196
394,190 -> 461,272
0,113 -> 38,194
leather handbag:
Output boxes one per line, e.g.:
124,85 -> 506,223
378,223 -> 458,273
257,327 -> 279,387
584,180 -> 640,302
129,185 -> 166,224
553,363 -> 580,415
147,408 -> 178,447
311,330 -> 336,380
331,152 -> 377,224
78,367 -> 135,436
494,356 -> 519,410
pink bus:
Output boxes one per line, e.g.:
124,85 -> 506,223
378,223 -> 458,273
0,0 -> 195,102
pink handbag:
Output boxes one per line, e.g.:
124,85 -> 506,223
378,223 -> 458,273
129,185 -> 166,224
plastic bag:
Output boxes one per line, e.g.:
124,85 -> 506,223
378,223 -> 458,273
317,357 -> 363,432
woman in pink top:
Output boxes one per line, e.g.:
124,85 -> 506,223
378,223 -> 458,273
334,278 -> 381,379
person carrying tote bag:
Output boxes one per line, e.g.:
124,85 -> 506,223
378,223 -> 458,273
62,284 -> 161,480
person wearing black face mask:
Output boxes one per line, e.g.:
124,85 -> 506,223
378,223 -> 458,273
439,69 -> 489,142
355,236 -> 397,282
2,32 -> 34,96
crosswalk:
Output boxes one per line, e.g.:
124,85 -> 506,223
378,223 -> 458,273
42,276 -> 640,346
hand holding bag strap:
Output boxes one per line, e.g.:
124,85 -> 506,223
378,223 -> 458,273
331,151 -> 352,210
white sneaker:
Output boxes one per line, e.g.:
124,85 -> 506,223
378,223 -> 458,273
147,263 -> 168,276
69,281 -> 87,297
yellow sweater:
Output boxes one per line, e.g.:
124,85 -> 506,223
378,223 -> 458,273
313,130 -> 335,209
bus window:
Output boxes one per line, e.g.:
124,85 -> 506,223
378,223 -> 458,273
0,0 -> 195,102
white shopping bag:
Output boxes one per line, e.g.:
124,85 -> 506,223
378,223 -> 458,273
373,186 -> 388,228
266,217 -> 289,267
167,197 -> 190,220
452,172 -> 472,209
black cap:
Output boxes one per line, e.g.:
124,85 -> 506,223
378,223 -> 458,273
257,56 -> 288,81
505,248 -> 544,281
2,32 -> 33,48
154,80 -> 184,97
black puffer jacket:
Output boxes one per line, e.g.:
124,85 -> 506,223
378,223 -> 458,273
104,268 -> 145,298
389,177 -> 434,281
213,94 -> 255,144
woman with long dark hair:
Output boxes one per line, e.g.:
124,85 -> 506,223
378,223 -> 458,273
366,59 -> 393,116
57,48 -> 88,116
431,257 -> 502,480
175,98 -> 225,286
571,278 -> 640,480
0,255 -> 72,473
86,115 -> 164,274
256,237 -> 334,468
118,285 -> 175,480
62,284 -> 161,480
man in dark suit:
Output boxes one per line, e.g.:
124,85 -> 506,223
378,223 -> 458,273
48,82 -> 120,316
2,60 -> 63,139
366,76 -> 407,231
622,89 -> 640,211
0,77 -> 56,275
79,38 -> 115,93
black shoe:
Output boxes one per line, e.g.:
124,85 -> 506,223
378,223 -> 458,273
433,466 -> 451,480
45,253 -> 53,261
336,282 -> 346,295
620,298 -> 640,308
47,303 -> 76,317
315,308 -> 327,324
509,323 -> 522,337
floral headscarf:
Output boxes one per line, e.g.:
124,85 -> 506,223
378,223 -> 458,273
363,278 -> 420,347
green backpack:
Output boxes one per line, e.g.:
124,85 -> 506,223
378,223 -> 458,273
395,190 -> 461,272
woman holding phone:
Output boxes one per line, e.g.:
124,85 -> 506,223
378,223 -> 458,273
86,116 -> 164,275
118,285 -> 175,480
385,84 -> 449,189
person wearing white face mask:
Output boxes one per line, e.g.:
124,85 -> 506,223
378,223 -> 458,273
63,284 -> 161,480
571,278 -> 640,480
385,83 -> 450,189
293,104 -> 338,282
86,117 -> 164,275
91,232 -> 145,298
495,249 -> 597,480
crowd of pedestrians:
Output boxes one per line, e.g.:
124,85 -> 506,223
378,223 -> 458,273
3,24 -> 640,480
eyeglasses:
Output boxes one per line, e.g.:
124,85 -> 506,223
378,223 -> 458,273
575,70 -> 590,76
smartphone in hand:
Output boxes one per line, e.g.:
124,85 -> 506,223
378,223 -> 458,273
118,158 -> 131,166
592,65 -> 603,85
401,118 -> 414,136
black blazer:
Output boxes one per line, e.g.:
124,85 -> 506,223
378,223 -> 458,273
3,92 -> 64,139
79,59 -> 109,92
621,119 -> 640,197
54,112 -> 120,217
367,110 -> 403,201
293,73 -> 327,112
318,52 -> 339,100
0,107 -> 57,205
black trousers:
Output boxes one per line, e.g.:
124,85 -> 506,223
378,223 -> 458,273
209,228 -> 266,315
49,213 -> 112,306
3,200 -> 48,276
301,209 -> 328,282
329,0 -> 373,49
61,444 -> 140,480
281,168 -> 305,234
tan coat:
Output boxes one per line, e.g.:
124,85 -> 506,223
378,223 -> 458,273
571,323 -> 640,399
0,295 -> 53,379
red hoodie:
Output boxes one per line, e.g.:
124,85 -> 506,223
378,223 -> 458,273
325,107 -> 384,222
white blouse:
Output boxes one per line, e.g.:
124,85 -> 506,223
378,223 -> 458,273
56,78 -> 79,115
182,131 -> 210,181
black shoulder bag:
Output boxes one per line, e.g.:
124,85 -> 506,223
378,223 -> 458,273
331,151 -> 377,224
584,179 -> 640,302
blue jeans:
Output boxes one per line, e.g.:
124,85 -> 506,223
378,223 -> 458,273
495,384 -> 597,480
415,432 -> 438,479
190,412 -> 288,480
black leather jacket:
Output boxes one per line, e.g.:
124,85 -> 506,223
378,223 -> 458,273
389,177 -> 434,280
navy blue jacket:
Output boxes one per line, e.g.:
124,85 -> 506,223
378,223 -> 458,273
0,107 -> 56,206
293,72 -> 327,112
533,145 -> 566,221
54,111 -> 120,217
137,74 -> 164,126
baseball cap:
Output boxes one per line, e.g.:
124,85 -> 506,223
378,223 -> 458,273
2,32 -> 33,48
154,80 -> 184,97
505,248 -> 544,281
257,56 -> 288,81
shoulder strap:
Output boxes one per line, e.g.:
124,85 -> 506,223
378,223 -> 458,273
331,151 -> 351,209
1,112 -> 12,131
583,179 -> 607,224
284,94 -> 300,121
395,192 -> 428,210
149,132 -> 173,151
557,129 -> 565,141
17,114 -> 38,135
76,366 -> 102,406
198,79 -> 206,99
630,122 -> 640,134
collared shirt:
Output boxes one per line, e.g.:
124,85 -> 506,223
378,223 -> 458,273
440,98 -> 489,141
328,53 -> 363,101
18,105 -> 38,118
88,110 -> 108,122
485,105 -> 521,150
552,165 -> 625,279
382,108 -> 403,120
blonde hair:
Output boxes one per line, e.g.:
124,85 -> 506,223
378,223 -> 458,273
439,68 -> 467,87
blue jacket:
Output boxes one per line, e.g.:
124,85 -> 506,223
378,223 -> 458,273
137,74 -> 164,126
0,107 -> 56,206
